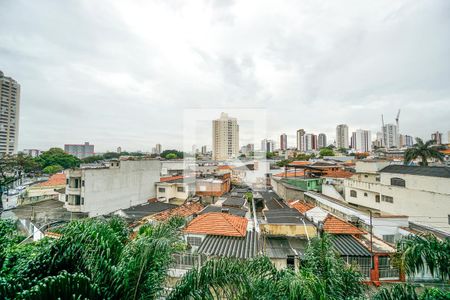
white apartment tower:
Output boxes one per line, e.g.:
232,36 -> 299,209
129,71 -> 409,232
280,133 -> 287,150
296,129 -> 306,152
354,130 -> 371,153
0,71 -> 20,156
382,124 -> 399,148
318,133 -> 327,149
336,124 -> 349,149
212,113 -> 239,160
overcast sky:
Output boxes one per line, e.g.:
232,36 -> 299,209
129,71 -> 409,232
1,0 -> 449,152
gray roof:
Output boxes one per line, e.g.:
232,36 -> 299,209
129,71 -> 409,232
223,197 -> 246,208
264,237 -> 308,258
264,208 -> 313,225
260,191 -> 289,210
200,205 -> 247,217
379,165 -> 450,178
331,234 -> 371,257
120,202 -> 177,220
197,230 -> 261,259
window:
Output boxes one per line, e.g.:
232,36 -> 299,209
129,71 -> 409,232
287,256 -> 296,270
65,195 -> 68,202
81,197 -> 84,205
375,195 -> 380,203
376,177 -> 380,182
383,235 -> 395,244
364,175 -> 368,178
350,190 -> 357,197
187,236 -> 202,247
448,215 -> 450,225
82,180 -> 85,187
158,187 -> 165,193
364,193 -> 368,197
390,177 -> 405,187
177,186 -> 185,192
66,179 -> 69,185
381,195 -> 394,203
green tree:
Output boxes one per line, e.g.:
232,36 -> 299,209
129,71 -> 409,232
81,155 -> 104,164
404,138 -> 444,166
35,148 -> 80,170
266,152 -> 275,159
372,284 -> 450,300
42,165 -> 63,175
165,153 -> 177,159
160,149 -> 183,159
319,147 -> 334,157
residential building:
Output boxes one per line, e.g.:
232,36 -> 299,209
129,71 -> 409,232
64,142 -> 95,159
431,131 -> 442,145
354,129 -> 371,153
261,139 -> 275,153
336,124 -> 349,149
117,147 -> 122,153
64,158 -> 161,216
404,135 -> 414,147
318,133 -> 327,149
212,113 -> 239,160
196,173 -> 231,203
20,173 -> 66,205
22,149 -> 42,158
344,162 -> 450,234
280,133 -> 287,150
155,144 -> 162,155
0,70 -> 20,156
201,145 -> 207,155
156,176 -> 195,203
382,124 -> 398,148
296,129 -> 306,152
305,134 -> 317,151
350,132 -> 356,150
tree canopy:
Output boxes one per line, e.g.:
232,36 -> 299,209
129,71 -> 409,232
404,138 -> 444,166
319,147 -> 334,157
34,148 -> 80,170
160,149 -> 184,159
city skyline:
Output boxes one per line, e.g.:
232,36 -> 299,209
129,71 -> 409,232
1,1 -> 450,152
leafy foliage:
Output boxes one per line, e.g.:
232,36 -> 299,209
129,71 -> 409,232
372,284 -> 450,300
319,147 -> 334,157
35,148 -> 80,169
161,149 -> 184,159
42,164 -> 63,174
404,138 -> 444,166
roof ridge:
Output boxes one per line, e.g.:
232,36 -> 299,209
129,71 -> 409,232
222,213 -> 246,235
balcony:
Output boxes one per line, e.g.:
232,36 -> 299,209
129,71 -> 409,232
66,187 -> 81,195
65,203 -> 82,212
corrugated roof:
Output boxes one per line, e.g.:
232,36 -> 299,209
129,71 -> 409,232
197,231 -> 260,259
265,208 -> 312,225
223,196 -> 246,208
200,205 -> 247,217
264,237 -> 308,258
184,212 -> 248,237
379,165 -> 450,178
331,234 -> 371,257
323,214 -> 365,235
120,202 -> 176,220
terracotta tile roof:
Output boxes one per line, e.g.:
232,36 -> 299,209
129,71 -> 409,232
152,202 -> 204,221
273,170 -> 305,178
440,149 -> 450,155
291,201 -> 315,214
184,212 -> 248,237
323,214 -> 365,235
323,170 -> 354,178
38,173 -> 66,187
289,161 -> 311,166
160,175 -> 184,182
218,165 -> 233,170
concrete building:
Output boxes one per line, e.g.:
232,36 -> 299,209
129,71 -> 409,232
343,161 -> 450,234
155,144 -> 162,155
261,139 -> 275,153
64,142 -> 95,159
404,135 -> 414,147
305,134 -> 317,151
117,147 -> 122,153
64,159 -> 161,217
354,129 -> 371,153
336,124 -> 349,149
296,129 -> 305,152
0,70 -> 20,156
280,133 -> 287,151
212,113 -> 239,161
22,149 -> 42,158
431,131 -> 442,145
201,145 -> 207,155
156,176 -> 195,203
318,133 -> 327,149
382,124 -> 398,149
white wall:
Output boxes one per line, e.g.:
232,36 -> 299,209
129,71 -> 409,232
79,160 -> 161,216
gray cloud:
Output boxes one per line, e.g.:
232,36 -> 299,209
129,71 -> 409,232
1,0 -> 449,152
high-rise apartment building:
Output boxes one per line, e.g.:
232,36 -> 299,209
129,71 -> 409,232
404,135 -> 414,147
261,139 -> 275,153
305,134 -> 317,151
64,142 -> 95,159
336,124 -> 349,149
354,129 -> 371,153
212,113 -> 239,160
201,145 -> 207,155
280,133 -> 287,150
431,131 -> 442,145
296,129 -> 306,152
155,144 -> 162,155
0,71 -> 20,156
382,124 -> 398,148
350,132 -> 357,149
318,133 -> 327,149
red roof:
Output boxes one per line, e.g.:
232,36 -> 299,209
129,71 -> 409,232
184,212 -> 248,237
152,202 -> 204,221
289,161 -> 311,166
218,165 -> 233,170
273,170 -> 305,178
291,201 -> 315,214
38,173 -> 66,187
323,170 -> 354,178
159,175 -> 184,182
323,214 -> 365,235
